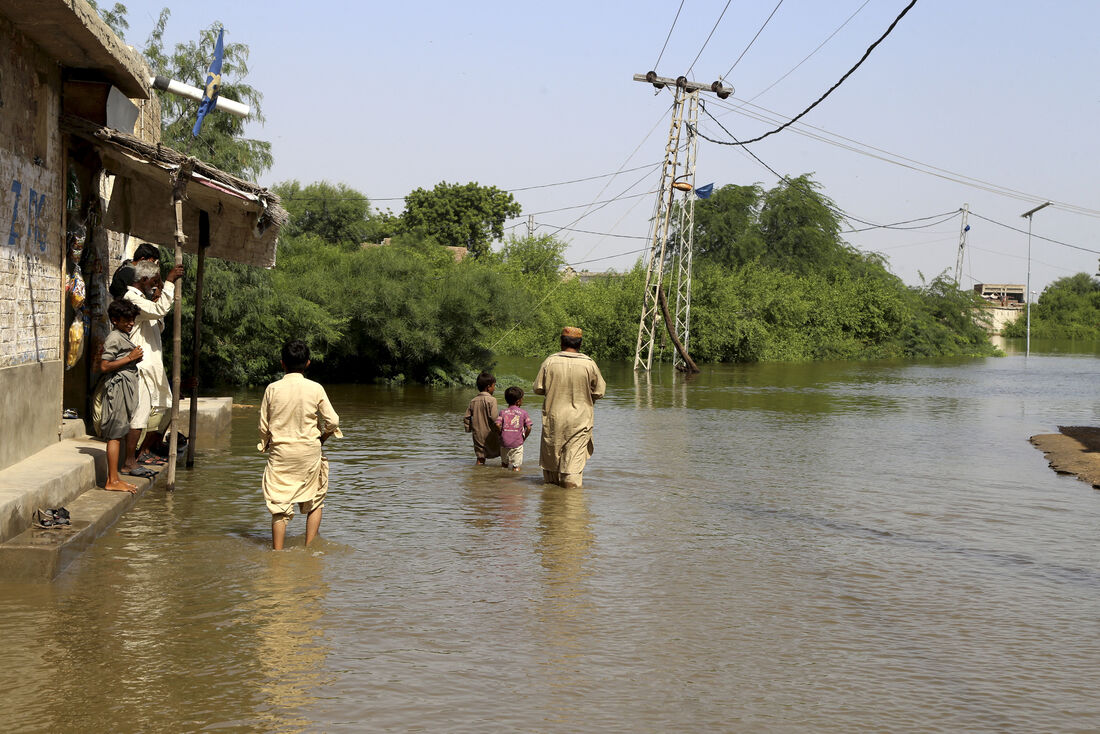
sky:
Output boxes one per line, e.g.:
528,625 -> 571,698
121,0 -> 1100,294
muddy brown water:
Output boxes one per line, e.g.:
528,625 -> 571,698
2,347 -> 1099,732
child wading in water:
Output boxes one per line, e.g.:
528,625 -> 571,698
99,300 -> 144,493
258,340 -> 342,550
495,386 -> 533,472
464,371 -> 501,465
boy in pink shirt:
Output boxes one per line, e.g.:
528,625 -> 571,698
494,386 -> 533,472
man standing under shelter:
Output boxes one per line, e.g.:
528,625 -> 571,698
534,326 -> 606,488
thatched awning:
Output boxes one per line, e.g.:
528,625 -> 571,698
62,115 -> 288,268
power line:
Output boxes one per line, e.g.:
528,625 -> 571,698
567,247 -> 649,268
723,0 -> 786,79
654,0 -> 685,70
705,0 -> 919,146
686,0 -> 733,78
967,211 -> 1100,254
520,190 -> 656,217
703,94 -> 1100,219
742,0 -> 871,104
841,211 -> 960,233
277,162 -> 663,203
538,223 -> 648,240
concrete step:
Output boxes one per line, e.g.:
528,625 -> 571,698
0,467 -> 162,582
0,438 -> 100,545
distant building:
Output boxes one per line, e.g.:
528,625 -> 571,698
972,283 -> 1025,335
973,283 -> 1025,306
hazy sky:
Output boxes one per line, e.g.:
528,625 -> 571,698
123,1 -> 1099,293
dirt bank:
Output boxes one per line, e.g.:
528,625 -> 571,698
1029,426 -> 1100,489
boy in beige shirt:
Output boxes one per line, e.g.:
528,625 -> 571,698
258,340 -> 341,550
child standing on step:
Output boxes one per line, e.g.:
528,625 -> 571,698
99,300 -> 143,493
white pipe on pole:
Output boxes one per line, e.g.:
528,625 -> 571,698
150,75 -> 251,118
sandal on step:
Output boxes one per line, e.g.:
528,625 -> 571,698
138,453 -> 167,466
123,466 -> 157,479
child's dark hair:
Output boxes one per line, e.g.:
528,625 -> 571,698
282,339 -> 310,372
107,299 -> 139,322
133,243 -> 161,262
505,386 -> 523,405
476,371 -> 495,391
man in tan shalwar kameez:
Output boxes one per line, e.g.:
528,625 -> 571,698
258,341 -> 342,550
534,327 -> 606,488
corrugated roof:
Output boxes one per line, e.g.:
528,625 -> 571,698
63,115 -> 287,268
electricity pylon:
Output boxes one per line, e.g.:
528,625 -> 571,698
633,73 -> 730,371
953,203 -> 970,287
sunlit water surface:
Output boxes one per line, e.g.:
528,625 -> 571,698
2,344 -> 1099,732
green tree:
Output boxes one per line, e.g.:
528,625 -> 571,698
498,233 -> 567,280
1003,272 -> 1100,339
692,183 -> 764,268
401,182 -> 522,258
143,10 -> 272,179
87,1 -> 130,39
273,180 -> 392,247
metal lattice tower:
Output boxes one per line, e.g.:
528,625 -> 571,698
633,71 -> 728,371
670,95 -> 699,370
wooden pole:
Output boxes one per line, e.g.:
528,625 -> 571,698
657,285 -> 699,373
186,210 -> 209,468
166,159 -> 193,490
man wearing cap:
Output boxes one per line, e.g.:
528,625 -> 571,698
534,327 -> 607,488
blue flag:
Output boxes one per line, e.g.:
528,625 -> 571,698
192,28 -> 224,137
695,183 -> 714,199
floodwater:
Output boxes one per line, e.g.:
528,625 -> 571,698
2,343 -> 1099,732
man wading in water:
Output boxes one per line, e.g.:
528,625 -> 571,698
534,327 -> 606,488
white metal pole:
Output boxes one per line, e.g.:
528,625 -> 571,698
1025,214 -> 1032,358
1020,201 -> 1051,359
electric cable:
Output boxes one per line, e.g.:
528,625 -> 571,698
723,0 -> 786,79
741,0 -> 871,104
278,162 -> 663,202
967,211 -> 1100,254
686,0 -> 733,79
704,94 -> 1100,219
841,211 -> 961,233
654,0 -> 686,71
704,0 -> 918,146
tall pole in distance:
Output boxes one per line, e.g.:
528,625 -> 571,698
633,72 -> 730,371
954,203 -> 969,287
1020,201 -> 1052,358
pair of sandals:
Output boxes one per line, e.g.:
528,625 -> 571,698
122,464 -> 158,479
34,508 -> 71,529
137,452 -> 167,467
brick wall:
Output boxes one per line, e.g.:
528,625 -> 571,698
0,18 -> 62,370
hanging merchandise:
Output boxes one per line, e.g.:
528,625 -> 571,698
65,221 -> 89,369
66,265 -> 86,310
66,313 -> 86,369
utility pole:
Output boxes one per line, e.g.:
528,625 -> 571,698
1021,201 -> 1052,358
953,203 -> 969,287
527,214 -> 535,239
632,72 -> 730,372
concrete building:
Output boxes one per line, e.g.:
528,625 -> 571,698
972,283 -> 1025,335
1,0 -> 285,474
0,1 -> 288,580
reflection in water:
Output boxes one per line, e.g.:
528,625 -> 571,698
2,353 -> 1100,730
251,548 -> 329,733
535,486 -> 595,716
